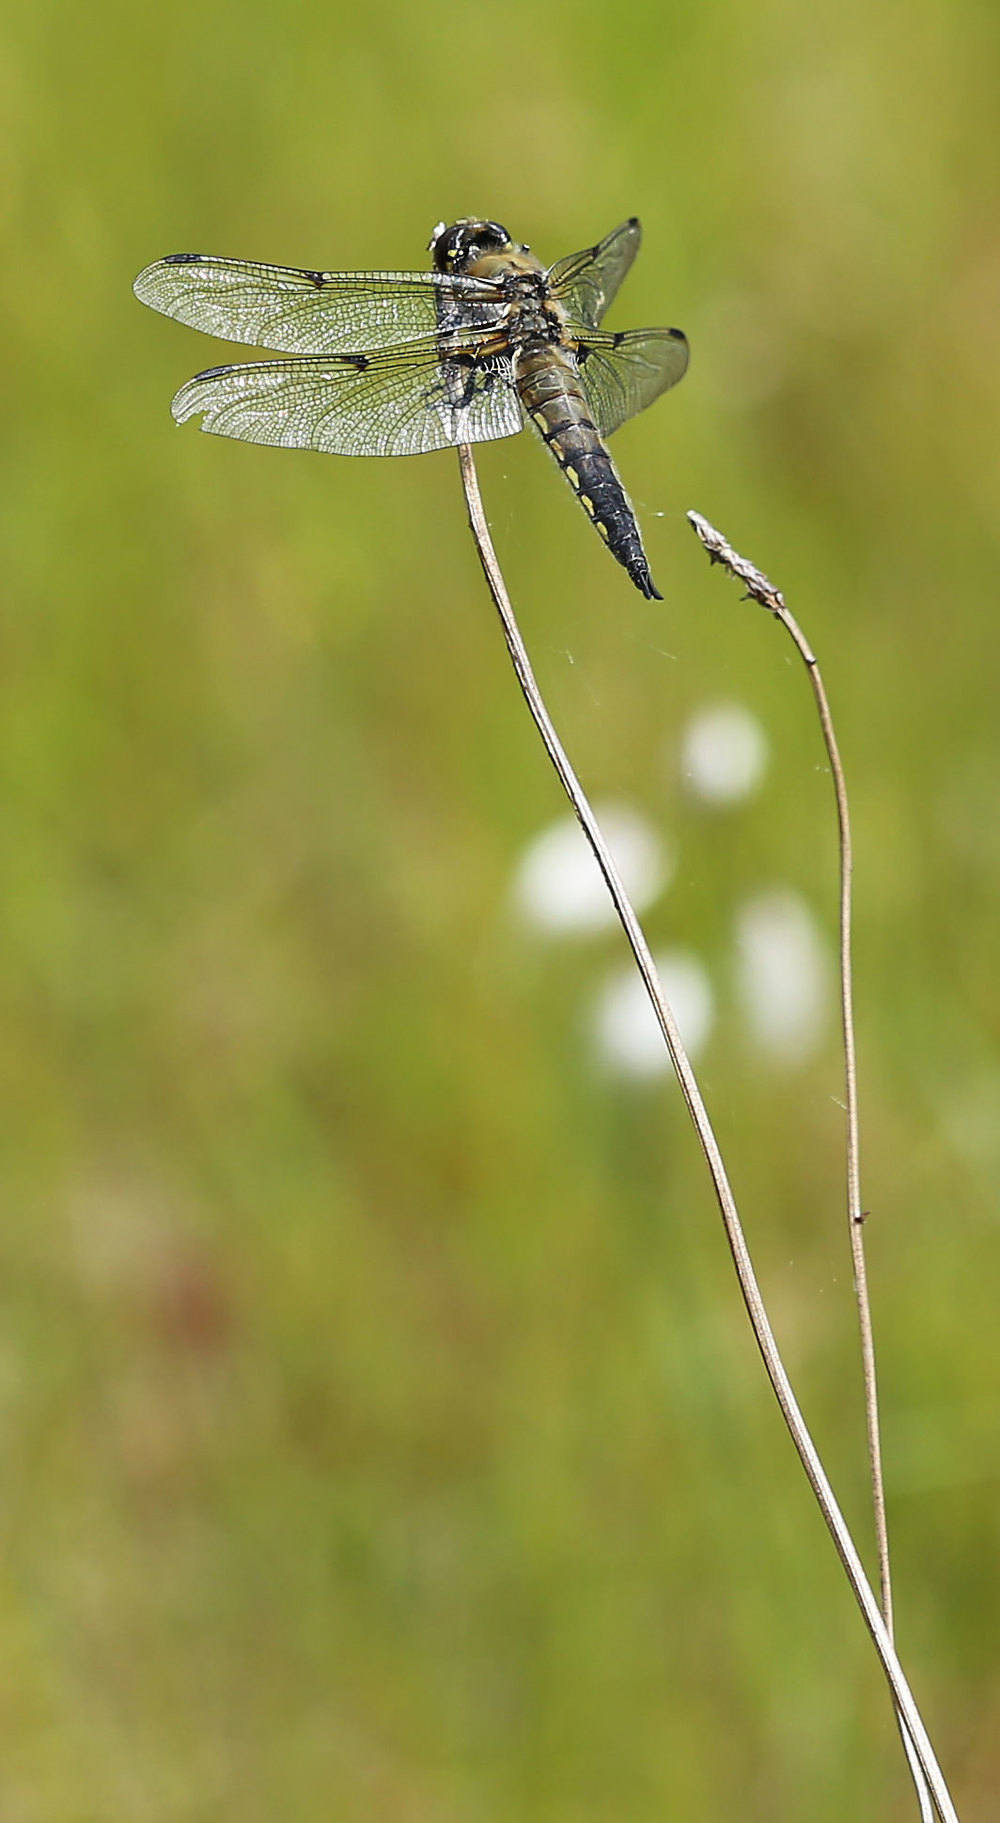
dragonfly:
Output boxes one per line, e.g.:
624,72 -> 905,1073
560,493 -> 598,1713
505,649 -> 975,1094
134,217 -> 688,599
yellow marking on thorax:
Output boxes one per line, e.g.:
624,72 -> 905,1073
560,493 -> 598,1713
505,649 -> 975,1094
465,247 -> 546,282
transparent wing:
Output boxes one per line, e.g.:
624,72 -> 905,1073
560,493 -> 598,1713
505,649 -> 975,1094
575,327 -> 690,436
546,219 -> 643,329
170,340 -> 524,456
133,255 -> 507,355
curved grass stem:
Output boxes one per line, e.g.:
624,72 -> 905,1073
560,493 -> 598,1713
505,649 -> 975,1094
458,447 -> 957,1823
687,509 -> 932,1822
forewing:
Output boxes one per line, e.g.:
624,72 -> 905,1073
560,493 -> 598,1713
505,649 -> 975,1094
170,340 -> 524,456
546,220 -> 643,329
133,255 -> 506,355
576,328 -> 689,436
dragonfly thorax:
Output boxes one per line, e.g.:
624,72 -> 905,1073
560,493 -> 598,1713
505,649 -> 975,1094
503,277 -> 566,350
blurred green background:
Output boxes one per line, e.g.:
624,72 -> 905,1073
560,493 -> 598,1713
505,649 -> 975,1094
2,0 -> 999,1815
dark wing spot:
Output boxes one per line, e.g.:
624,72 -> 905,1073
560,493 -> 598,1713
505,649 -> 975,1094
164,252 -> 206,264
340,354 -> 369,372
612,331 -> 625,348
194,364 -> 236,380
303,270 -> 325,287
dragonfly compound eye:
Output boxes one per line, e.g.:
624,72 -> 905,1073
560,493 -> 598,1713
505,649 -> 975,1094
430,219 -> 511,272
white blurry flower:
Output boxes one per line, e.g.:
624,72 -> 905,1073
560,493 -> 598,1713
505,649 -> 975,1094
735,889 -> 830,1062
513,802 -> 670,936
592,951 -> 714,1080
681,703 -> 768,806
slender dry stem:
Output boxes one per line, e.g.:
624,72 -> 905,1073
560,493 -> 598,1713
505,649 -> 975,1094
687,513 -> 894,1601
687,510 -> 932,1823
458,446 -> 958,1823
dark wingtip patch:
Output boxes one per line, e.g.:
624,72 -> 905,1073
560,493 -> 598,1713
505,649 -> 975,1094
164,252 -> 206,264
668,327 -> 686,341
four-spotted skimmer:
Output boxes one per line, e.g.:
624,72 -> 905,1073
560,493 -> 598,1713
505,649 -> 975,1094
134,217 -> 688,599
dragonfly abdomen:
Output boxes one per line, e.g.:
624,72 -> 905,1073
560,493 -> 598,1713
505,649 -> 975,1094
517,349 -> 661,600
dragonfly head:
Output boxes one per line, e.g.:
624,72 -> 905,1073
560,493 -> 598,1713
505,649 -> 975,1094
428,218 -> 515,274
